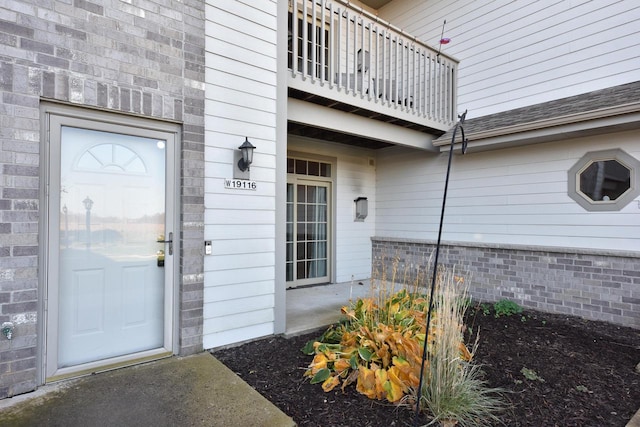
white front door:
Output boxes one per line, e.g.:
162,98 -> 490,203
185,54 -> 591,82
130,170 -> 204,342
45,108 -> 178,380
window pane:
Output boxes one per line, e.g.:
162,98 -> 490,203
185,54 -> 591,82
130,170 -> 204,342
307,186 -> 316,203
295,159 -> 306,175
317,187 -> 327,203
308,161 -> 320,176
317,205 -> 327,222
320,163 -> 330,177
286,243 -> 293,262
297,242 -> 305,260
308,261 -> 317,278
286,262 -> 293,282
287,158 -> 294,174
286,204 -> 293,223
297,204 -> 306,222
306,205 -> 316,222
286,223 -> 293,241
317,242 -> 326,259
287,183 -> 294,202
580,160 -> 631,201
318,223 -> 326,240
307,242 -> 316,259
316,259 -> 327,276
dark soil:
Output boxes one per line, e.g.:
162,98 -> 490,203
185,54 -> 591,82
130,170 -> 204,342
213,307 -> 640,426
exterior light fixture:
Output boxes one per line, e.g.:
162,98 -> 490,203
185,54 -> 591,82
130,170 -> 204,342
237,137 -> 256,172
354,197 -> 368,221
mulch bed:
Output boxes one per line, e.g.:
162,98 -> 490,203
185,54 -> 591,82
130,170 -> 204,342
213,307 -> 640,426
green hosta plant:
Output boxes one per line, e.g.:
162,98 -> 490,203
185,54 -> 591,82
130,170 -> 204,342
302,263 -> 473,405
493,299 -> 523,317
302,287 -> 453,402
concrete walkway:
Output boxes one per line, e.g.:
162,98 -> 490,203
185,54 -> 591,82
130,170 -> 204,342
285,280 -> 374,336
0,353 -> 295,427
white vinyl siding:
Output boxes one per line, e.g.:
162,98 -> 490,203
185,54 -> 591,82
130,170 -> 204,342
288,136 -> 376,283
203,0 -> 278,349
375,130 -> 640,252
379,0 -> 640,118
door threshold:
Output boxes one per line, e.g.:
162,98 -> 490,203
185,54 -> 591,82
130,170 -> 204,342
286,282 -> 332,290
46,350 -> 173,383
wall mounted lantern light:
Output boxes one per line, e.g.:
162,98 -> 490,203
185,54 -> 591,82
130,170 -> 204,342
237,137 -> 256,172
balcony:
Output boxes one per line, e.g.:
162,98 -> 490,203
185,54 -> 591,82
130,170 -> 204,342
287,0 -> 458,145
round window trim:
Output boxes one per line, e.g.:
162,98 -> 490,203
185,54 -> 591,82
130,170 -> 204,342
568,149 -> 640,211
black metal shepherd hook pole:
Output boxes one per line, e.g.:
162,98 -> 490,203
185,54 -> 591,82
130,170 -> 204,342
414,110 -> 469,426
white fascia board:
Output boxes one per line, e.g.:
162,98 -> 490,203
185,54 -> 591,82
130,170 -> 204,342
287,98 -> 437,152
438,104 -> 640,153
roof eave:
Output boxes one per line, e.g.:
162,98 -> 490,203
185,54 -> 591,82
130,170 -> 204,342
435,102 -> 640,153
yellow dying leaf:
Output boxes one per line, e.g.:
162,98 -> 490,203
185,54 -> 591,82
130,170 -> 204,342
383,377 -> 404,402
387,366 -> 408,394
321,375 -> 340,392
391,357 -> 420,389
392,355 -> 409,368
341,332 -> 357,348
356,366 -> 376,399
388,302 -> 400,316
360,298 -> 375,312
341,306 -> 356,320
376,344 -> 391,368
325,350 -> 337,361
333,358 -> 351,375
374,368 -> 388,400
310,354 -> 328,374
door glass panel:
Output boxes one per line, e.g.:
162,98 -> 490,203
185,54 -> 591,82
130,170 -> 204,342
317,259 -> 327,276
58,126 -> 166,368
307,186 -> 316,203
317,187 -> 327,203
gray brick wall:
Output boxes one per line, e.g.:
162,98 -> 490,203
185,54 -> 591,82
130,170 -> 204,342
0,0 -> 205,398
372,238 -> 640,329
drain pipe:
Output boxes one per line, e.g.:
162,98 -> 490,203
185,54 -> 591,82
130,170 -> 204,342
414,110 -> 469,426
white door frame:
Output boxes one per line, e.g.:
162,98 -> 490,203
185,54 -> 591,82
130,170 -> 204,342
39,103 -> 180,383
286,153 -> 336,288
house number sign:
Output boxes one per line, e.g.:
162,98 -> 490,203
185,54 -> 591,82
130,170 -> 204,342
224,179 -> 257,190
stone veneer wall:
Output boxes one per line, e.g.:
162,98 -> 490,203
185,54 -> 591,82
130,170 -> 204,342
372,237 -> 640,328
0,0 -> 205,398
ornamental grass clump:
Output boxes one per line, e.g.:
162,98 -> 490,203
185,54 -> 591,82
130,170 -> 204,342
419,272 -> 506,426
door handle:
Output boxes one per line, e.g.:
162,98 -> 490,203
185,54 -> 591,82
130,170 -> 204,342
157,232 -> 173,255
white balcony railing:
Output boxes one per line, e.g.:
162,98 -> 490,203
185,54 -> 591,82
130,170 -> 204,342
288,0 -> 458,131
